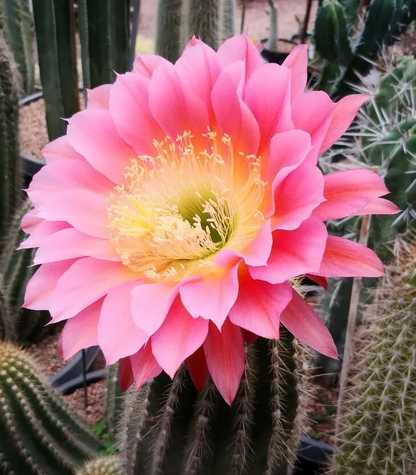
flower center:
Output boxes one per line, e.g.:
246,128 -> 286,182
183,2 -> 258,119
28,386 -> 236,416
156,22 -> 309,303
108,131 -> 265,281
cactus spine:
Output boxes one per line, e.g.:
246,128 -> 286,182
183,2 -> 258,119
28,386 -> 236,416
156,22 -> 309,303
0,33 -> 21,243
77,457 -> 121,475
118,331 -> 309,475
0,342 -> 103,474
0,0 -> 35,94
329,238 -> 416,474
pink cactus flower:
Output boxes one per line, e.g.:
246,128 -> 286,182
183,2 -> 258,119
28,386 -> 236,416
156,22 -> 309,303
22,34 -> 398,404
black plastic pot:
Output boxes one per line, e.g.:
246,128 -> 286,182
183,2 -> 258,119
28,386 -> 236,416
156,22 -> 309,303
295,437 -> 333,474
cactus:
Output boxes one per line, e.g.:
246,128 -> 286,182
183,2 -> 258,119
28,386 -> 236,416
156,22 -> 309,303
155,0 -> 184,63
222,0 -> 237,42
329,238 -> 416,474
77,0 -> 131,89
105,363 -> 124,441
77,457 -> 121,475
0,0 -> 35,94
313,0 -> 416,98
0,33 -> 21,243
188,0 -> 221,50
0,341 -> 103,474
118,331 -> 309,475
32,0 -> 79,140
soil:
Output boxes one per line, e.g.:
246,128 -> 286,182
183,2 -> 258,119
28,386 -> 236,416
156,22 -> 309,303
26,333 -> 106,427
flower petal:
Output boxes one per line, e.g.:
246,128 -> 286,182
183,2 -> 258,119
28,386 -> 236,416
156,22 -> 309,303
179,262 -> 240,329
280,290 -> 337,358
204,320 -> 245,405
129,343 -> 163,389
67,109 -> 135,184
87,84 -> 111,110
42,135 -> 84,163
313,168 -> 392,221
60,300 -> 102,359
109,72 -> 164,155
131,281 -> 179,336
20,221 -> 70,249
319,236 -> 384,277
250,217 -> 328,284
186,346 -> 209,391
119,358 -> 134,391
241,219 -> 273,266
151,299 -> 209,377
272,163 -> 325,231
23,260 -> 75,310
98,283 -> 147,364
244,63 -> 293,151
229,272 -> 292,339
358,198 -> 400,215
34,228 -> 119,264
48,258 -> 137,323
133,54 -> 169,78
282,44 -> 308,99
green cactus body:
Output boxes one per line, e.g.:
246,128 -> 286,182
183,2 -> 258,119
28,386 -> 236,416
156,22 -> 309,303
0,0 -> 34,94
188,0 -> 221,50
118,332 -> 309,475
77,457 -> 121,475
105,363 -> 124,441
0,342 -> 103,474
330,240 -> 416,474
155,0 -> 184,63
221,0 -> 236,42
0,33 -> 21,242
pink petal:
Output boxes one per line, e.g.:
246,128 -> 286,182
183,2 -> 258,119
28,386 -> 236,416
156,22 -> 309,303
291,91 -> 334,163
179,262 -> 240,329
148,62 -> 209,143
211,60 -> 260,156
240,219 -> 273,266
319,94 -> 369,154
355,197 -> 400,215
282,44 -> 309,99
87,84 -> 111,110
313,168 -> 392,221
42,135 -> 84,163
20,221 -> 70,249
151,299 -> 209,377
175,41 -> 222,124
131,281 -> 178,336
34,228 -> 119,264
263,131 -> 312,218
250,217 -> 328,284
27,159 -> 113,206
217,33 -> 264,79
60,300 -> 102,359
119,358 -> 134,391
305,274 -> 328,289
23,260 -> 76,310
204,320 -> 245,405
109,72 -> 164,155
244,63 -> 293,151
272,163 -> 325,231
186,346 -> 209,391
35,189 -> 109,239
280,290 -> 337,358
133,54 -> 169,78
48,258 -> 137,323
21,209 -> 43,234
98,283 -> 147,364
129,343 -> 163,389
319,236 -> 384,278
67,109 -> 135,184
229,273 -> 292,339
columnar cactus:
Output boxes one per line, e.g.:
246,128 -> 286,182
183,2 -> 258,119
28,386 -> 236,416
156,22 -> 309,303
105,363 -> 124,440
314,0 -> 416,98
329,238 -> 416,474
155,0 -> 184,63
0,33 -> 21,242
77,457 -> 121,475
0,0 -> 35,94
0,342 -> 103,474
188,0 -> 221,50
118,332 -> 309,475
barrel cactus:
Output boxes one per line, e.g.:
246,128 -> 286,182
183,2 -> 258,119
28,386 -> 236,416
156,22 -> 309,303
0,342 -> 103,474
77,457 -> 121,475
118,332 -> 309,475
329,237 -> 416,474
